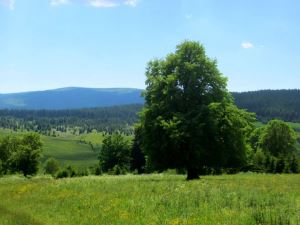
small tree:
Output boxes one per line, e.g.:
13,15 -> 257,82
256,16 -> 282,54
44,157 -> 60,175
0,136 -> 20,174
99,133 -> 131,173
9,133 -> 43,177
260,120 -> 296,157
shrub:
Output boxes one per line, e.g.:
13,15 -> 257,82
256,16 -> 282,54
94,165 -> 102,176
108,165 -> 127,175
0,160 -> 3,177
55,169 -> 70,179
44,157 -> 60,175
55,166 -> 77,179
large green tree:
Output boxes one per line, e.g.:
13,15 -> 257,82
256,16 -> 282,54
140,41 -> 254,179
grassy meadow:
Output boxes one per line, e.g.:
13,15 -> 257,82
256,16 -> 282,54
0,129 -> 100,169
0,174 -> 299,225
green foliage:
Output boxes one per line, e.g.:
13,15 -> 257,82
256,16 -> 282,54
0,132 -> 42,177
260,119 -> 297,156
248,120 -> 300,173
130,125 -> 146,174
205,103 -> 256,170
0,160 -> 3,176
55,169 -> 70,179
233,89 -> 300,122
0,104 -> 142,135
108,165 -> 127,175
99,133 -> 132,173
93,165 -> 102,175
140,41 -> 253,179
44,157 -> 60,175
0,135 -> 20,174
55,165 -> 77,179
0,174 -> 299,224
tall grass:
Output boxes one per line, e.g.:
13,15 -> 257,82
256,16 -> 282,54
0,174 -> 299,225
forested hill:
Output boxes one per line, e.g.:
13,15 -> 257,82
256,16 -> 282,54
1,88 -> 300,123
0,104 -> 143,134
232,89 -> 300,122
0,87 -> 143,109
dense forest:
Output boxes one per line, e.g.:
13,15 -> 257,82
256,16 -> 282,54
0,104 -> 142,135
1,90 -> 300,134
233,90 -> 300,122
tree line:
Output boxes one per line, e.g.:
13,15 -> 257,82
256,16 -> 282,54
0,104 -> 142,135
233,90 -> 300,122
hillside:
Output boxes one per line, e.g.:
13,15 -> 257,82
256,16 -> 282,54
1,88 -> 300,123
0,104 -> 142,133
232,90 -> 300,122
0,87 -> 143,109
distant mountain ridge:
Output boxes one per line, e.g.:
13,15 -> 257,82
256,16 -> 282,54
0,87 -> 144,109
1,88 -> 300,123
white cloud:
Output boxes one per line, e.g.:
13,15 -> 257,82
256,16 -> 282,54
241,42 -> 254,49
0,0 -> 15,10
124,0 -> 138,7
51,0 -> 70,6
50,0 -> 139,8
88,0 -> 119,8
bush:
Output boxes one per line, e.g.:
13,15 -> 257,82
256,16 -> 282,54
76,168 -> 89,177
55,169 -> 70,179
44,157 -> 60,175
108,165 -> 127,175
94,165 -> 102,176
0,160 -> 3,177
55,166 -> 77,179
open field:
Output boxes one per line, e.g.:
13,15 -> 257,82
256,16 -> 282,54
41,136 -> 98,168
0,129 -> 136,169
0,129 -> 99,168
0,174 -> 299,225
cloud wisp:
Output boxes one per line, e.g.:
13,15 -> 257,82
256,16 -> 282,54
51,0 -> 70,6
51,0 -> 139,8
241,42 -> 254,49
0,0 -> 15,10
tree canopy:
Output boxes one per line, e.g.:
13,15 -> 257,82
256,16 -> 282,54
140,41 -> 255,179
0,133 -> 43,176
99,133 -> 132,174
260,120 -> 297,157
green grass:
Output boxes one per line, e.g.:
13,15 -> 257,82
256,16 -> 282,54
41,136 -> 98,168
0,129 -> 99,169
0,174 -> 299,225
77,131 -> 105,148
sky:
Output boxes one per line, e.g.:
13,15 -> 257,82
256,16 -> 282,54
1,0 -> 300,93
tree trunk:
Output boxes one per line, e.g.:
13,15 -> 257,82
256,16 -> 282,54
187,167 -> 200,180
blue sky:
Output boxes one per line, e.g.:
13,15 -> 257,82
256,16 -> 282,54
1,0 -> 300,93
